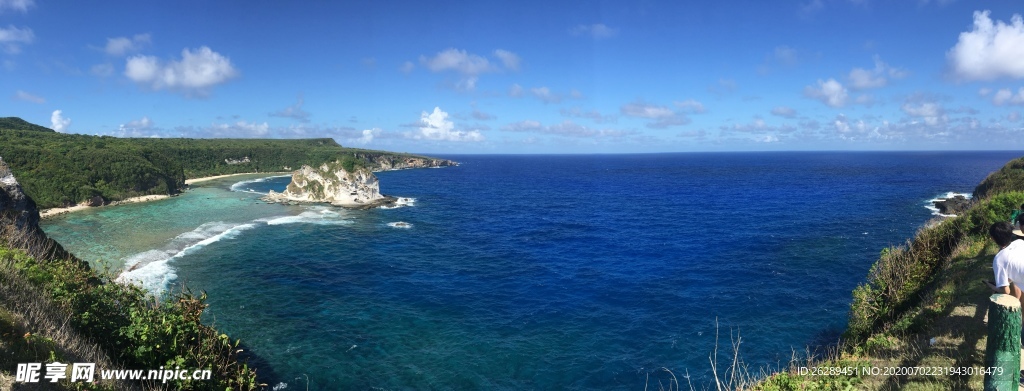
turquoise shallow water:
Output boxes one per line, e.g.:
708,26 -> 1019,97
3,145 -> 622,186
40,152 -> 1022,390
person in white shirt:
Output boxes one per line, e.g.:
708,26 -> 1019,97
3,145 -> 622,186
987,222 -> 1024,299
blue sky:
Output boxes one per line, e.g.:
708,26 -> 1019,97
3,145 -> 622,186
3,0 -> 1024,153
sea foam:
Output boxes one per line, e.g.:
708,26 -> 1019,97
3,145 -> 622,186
118,222 -> 257,294
229,175 -> 291,194
380,197 -> 416,209
259,209 -> 352,226
119,206 -> 353,294
924,191 -> 972,217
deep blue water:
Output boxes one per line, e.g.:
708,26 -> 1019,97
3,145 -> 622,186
42,151 -> 1022,390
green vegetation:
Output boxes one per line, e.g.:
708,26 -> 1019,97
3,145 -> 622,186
0,117 -> 429,209
973,156 -> 1024,199
0,117 -> 55,133
748,155 -> 1024,390
0,226 -> 259,390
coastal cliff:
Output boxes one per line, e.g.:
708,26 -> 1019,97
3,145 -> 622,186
264,162 -> 394,208
360,153 -> 458,171
756,156 -> 1024,389
0,157 -> 71,260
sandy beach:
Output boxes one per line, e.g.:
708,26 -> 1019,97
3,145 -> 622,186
40,172 -> 293,219
40,194 -> 171,219
184,171 -> 290,185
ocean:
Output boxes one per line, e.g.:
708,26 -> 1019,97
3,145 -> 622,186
40,151 -> 1021,390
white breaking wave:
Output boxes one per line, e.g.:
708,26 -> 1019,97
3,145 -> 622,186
259,209 -> 352,226
229,175 -> 291,194
118,206 -> 354,294
380,197 -> 416,209
387,221 -> 413,229
118,222 -> 257,294
924,191 -> 972,217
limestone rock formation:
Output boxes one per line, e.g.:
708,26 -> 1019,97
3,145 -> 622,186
264,161 -> 394,208
0,157 -> 42,234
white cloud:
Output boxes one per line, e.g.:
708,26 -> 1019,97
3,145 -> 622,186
570,23 -> 617,39
947,11 -> 1024,81
803,78 -> 848,107
502,120 -> 543,132
509,84 -> 524,98
502,120 -> 635,138
208,121 -> 270,137
493,49 -> 521,71
674,99 -> 706,114
418,48 -> 519,91
104,34 -> 150,56
918,0 -> 956,6
0,0 -> 33,13
832,114 -> 874,140
560,107 -> 617,123
901,101 -> 946,125
620,101 -> 675,119
773,46 -> 799,66
770,106 -> 798,118
621,100 -> 690,128
118,116 -> 155,132
647,116 -> 691,129
419,48 -> 496,75
399,61 -> 415,74
834,115 -> 850,134
848,56 -> 907,90
721,118 -> 797,136
991,87 -> 1024,106
90,63 -> 114,77
530,87 -> 561,104
799,0 -> 825,18
50,110 -> 70,133
269,96 -> 311,122
356,128 -> 381,144
708,78 -> 737,95
13,90 -> 43,103
412,107 -> 484,142
471,108 -> 496,120
125,46 -> 238,96
0,25 -> 33,54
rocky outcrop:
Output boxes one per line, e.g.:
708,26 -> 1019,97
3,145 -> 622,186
933,195 -> 972,215
263,161 -> 396,209
0,157 -> 40,234
0,157 -> 73,260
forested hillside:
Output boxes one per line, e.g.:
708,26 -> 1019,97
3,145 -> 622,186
0,117 -> 433,208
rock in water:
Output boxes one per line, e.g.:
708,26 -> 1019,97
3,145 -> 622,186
264,162 -> 394,208
933,195 -> 971,215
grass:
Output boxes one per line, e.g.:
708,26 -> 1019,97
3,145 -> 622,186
744,233 -> 997,390
664,224 -> 1002,391
0,224 -> 262,390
